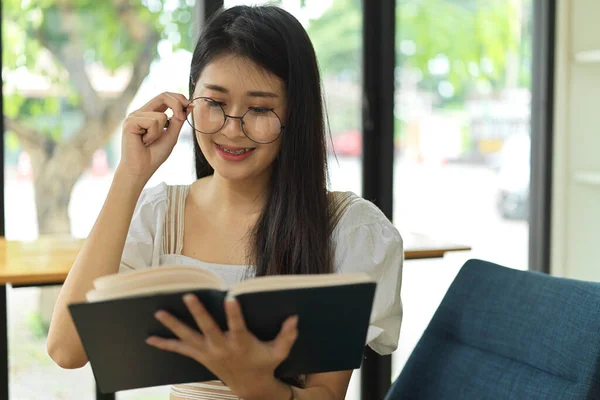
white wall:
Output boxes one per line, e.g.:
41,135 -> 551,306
551,0 -> 600,280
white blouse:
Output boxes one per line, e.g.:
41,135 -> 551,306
119,182 -> 403,394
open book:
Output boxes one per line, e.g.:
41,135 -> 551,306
69,266 -> 377,394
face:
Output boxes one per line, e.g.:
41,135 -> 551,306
191,54 -> 286,183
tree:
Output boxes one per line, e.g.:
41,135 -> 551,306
306,0 -> 362,82
397,0 -> 522,99
306,0 -> 527,99
3,0 -> 196,235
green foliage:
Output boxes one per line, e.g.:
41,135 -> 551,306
307,0 -> 529,97
5,132 -> 20,152
3,0 -> 197,143
27,311 -> 50,339
3,0 -> 531,144
306,0 -> 362,81
398,0 -> 520,95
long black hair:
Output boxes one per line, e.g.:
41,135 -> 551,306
189,6 -> 332,277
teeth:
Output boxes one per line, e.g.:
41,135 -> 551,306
217,144 -> 253,155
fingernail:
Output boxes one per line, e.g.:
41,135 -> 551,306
290,315 -> 299,327
154,311 -> 164,319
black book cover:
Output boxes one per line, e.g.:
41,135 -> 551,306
69,282 -> 376,393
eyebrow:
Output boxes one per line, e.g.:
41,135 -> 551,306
203,84 -> 279,98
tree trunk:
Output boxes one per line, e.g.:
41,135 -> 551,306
33,143 -> 98,327
8,4 -> 159,333
34,150 -> 88,235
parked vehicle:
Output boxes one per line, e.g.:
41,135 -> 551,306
328,130 -> 361,156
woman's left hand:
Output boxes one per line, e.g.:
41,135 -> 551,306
146,294 -> 298,399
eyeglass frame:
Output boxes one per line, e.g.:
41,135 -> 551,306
185,96 -> 286,145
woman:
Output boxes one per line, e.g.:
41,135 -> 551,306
47,5 -> 403,400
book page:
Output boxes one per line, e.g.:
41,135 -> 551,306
86,282 -> 226,302
228,272 -> 374,298
87,266 -> 227,302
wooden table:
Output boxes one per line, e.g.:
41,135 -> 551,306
0,236 -> 113,399
0,234 -> 470,399
403,232 -> 472,260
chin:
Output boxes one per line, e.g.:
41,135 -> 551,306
208,156 -> 274,183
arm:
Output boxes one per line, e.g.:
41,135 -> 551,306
46,173 -> 145,369
46,92 -> 192,369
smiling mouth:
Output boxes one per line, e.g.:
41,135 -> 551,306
215,143 -> 255,155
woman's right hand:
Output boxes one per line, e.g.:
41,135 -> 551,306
117,92 -> 193,183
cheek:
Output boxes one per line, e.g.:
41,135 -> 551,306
197,134 -> 214,155
257,141 -> 281,166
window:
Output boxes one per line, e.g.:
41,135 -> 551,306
392,0 -> 533,379
3,1 -> 197,397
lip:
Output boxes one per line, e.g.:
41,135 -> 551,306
214,142 -> 256,161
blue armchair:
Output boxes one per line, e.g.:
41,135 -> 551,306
385,259 -> 600,399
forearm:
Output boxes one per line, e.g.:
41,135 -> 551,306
47,168 -> 146,368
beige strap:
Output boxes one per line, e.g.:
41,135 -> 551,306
162,185 -> 190,255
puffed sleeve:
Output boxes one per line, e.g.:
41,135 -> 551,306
118,182 -> 168,273
333,195 -> 403,355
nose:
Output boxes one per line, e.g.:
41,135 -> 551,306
220,114 -> 246,140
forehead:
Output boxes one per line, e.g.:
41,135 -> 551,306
197,54 -> 285,95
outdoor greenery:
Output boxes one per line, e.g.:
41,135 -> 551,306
4,0 -> 196,233
3,0 -> 530,234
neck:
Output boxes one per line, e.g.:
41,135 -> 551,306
205,171 -> 271,216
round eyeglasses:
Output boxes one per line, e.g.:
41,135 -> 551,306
186,97 -> 284,144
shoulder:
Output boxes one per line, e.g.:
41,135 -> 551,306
134,181 -> 193,211
330,191 -> 403,270
129,182 -> 171,230
331,191 -> 401,240
137,181 -> 169,208
120,182 -> 170,271
329,192 -> 404,354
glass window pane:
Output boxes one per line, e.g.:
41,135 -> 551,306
225,0 -> 363,196
392,0 -> 533,380
3,1 -> 196,397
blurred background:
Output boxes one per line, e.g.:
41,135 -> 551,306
3,0 -> 537,398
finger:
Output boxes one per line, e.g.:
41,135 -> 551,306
146,336 -> 202,360
161,108 -> 188,141
155,102 -> 194,147
130,112 -> 170,146
225,298 -> 248,340
154,310 -> 203,344
270,315 -> 299,362
132,112 -> 169,130
138,92 -> 189,121
183,294 -> 225,345
122,117 -> 161,146
129,117 -> 163,146
167,92 -> 194,116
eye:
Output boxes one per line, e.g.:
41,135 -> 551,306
248,106 -> 273,115
203,98 -> 224,108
